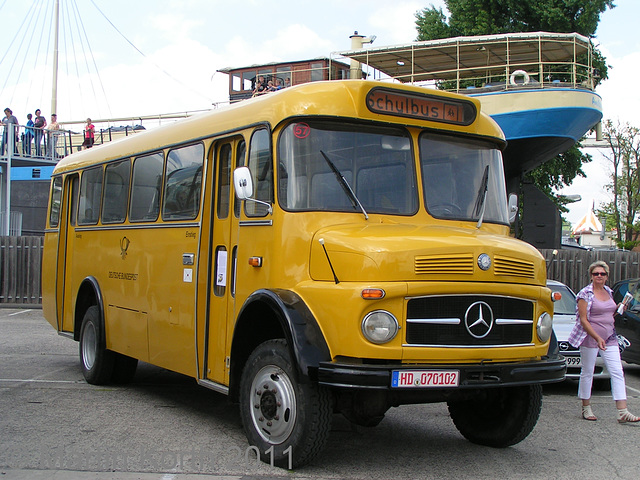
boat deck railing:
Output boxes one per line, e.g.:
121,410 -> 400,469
336,31 -> 597,95
0,109 -> 214,167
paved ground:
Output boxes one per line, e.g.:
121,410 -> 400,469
2,308 -> 640,479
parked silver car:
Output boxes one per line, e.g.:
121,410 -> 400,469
547,280 -> 611,389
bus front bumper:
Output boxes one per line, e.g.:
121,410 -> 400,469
316,354 -> 566,390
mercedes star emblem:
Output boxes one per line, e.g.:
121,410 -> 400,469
464,301 -> 494,339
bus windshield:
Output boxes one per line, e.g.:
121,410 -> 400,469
420,133 -> 509,224
278,120 -> 509,223
278,120 -> 417,215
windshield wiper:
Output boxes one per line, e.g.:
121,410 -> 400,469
474,165 -> 489,229
320,150 -> 368,220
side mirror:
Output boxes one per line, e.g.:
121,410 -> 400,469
233,166 -> 273,215
233,166 -> 253,200
508,193 -> 518,224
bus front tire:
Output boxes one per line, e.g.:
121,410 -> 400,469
239,339 -> 333,468
447,384 -> 542,447
79,306 -> 115,385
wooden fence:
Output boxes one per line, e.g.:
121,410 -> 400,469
1,236 -> 639,307
541,249 -> 640,293
0,236 -> 43,305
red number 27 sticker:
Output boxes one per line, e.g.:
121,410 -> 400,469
293,123 -> 311,139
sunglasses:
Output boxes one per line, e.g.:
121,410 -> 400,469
592,272 -> 608,276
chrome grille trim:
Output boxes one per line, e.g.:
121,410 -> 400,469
495,318 -> 533,325
407,318 -> 461,324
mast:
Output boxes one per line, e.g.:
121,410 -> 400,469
51,0 -> 59,115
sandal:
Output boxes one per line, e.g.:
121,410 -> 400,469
617,409 -> 640,423
582,405 -> 597,421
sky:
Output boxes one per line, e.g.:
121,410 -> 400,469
0,0 -> 638,227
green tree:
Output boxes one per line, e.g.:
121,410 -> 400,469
415,0 -> 614,208
597,120 -> 640,249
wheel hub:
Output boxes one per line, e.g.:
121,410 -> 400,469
250,366 -> 297,443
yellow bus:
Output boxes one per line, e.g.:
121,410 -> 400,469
42,80 -> 565,468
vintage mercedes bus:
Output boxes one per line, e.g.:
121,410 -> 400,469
42,80 -> 565,468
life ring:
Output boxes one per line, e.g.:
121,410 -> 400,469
509,70 -> 530,86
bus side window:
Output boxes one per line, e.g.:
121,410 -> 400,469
102,159 -> 131,224
217,143 -> 232,219
245,129 -> 272,217
48,176 -> 63,228
130,152 -> 163,222
69,175 -> 79,226
163,143 -> 205,221
234,140 -> 246,218
77,166 -> 103,225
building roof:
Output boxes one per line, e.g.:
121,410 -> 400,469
572,202 -> 602,235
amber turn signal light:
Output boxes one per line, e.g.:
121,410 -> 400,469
361,288 -> 385,299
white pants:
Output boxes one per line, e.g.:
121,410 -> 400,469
578,346 -> 627,401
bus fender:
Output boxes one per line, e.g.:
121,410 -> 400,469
231,289 -> 331,384
73,276 -> 105,344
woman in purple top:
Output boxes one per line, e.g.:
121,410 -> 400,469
569,260 -> 639,423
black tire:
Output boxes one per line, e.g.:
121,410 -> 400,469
239,339 -> 333,468
111,353 -> 138,384
447,385 -> 542,447
79,306 -> 115,385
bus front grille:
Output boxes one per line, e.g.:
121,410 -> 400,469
405,295 -> 534,346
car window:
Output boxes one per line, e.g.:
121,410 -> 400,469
614,280 -> 640,310
613,282 -> 629,303
551,285 -> 576,315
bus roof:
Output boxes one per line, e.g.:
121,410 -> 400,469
52,80 -> 505,174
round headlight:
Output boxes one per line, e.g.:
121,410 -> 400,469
362,310 -> 399,344
537,312 -> 553,342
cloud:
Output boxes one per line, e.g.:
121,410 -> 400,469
368,2 -> 425,45
150,13 -> 204,40
597,49 -> 640,124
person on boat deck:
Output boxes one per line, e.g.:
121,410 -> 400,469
253,75 -> 267,96
47,114 -> 60,157
1,108 -> 19,155
33,109 -> 47,157
24,113 -> 34,156
81,118 -> 95,149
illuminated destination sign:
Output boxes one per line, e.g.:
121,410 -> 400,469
366,88 -> 476,126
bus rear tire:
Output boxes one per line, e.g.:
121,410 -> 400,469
447,384 -> 542,447
239,339 -> 333,468
79,306 -> 115,385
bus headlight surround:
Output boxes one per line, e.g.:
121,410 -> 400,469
362,310 -> 399,344
536,312 -> 553,342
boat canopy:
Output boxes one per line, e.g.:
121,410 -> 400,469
337,31 -> 594,92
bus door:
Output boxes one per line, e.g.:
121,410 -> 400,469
55,174 -> 79,334
201,136 -> 245,385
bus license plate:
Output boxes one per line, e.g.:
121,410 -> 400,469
391,370 -> 459,388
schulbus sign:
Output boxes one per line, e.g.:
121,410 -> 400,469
366,88 -> 476,126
